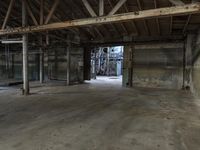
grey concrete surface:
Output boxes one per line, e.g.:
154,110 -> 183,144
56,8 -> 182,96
0,77 -> 200,150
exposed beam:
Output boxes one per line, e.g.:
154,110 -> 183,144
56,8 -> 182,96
123,4 -> 139,36
2,0 -> 15,29
169,0 -> 185,6
0,3 -> 200,35
108,0 -> 127,15
82,0 -> 97,17
40,0 -> 44,25
45,0 -> 60,24
23,0 -> 39,25
183,14 -> 192,34
99,0 -> 104,16
22,0 -> 29,95
154,0 -> 160,35
136,0 -> 150,35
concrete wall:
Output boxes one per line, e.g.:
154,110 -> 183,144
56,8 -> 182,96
192,31 -> 200,98
123,45 -> 184,89
0,45 -> 84,84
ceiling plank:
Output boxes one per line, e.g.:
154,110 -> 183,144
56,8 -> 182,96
0,3 -> 200,35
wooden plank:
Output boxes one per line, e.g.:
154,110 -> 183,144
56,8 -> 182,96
108,0 -> 127,15
0,3 -> 200,35
82,0 -> 97,17
2,0 -> 15,29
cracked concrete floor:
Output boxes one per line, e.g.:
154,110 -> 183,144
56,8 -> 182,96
0,77 -> 200,150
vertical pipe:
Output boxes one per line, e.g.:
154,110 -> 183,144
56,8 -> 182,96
22,0 -> 29,95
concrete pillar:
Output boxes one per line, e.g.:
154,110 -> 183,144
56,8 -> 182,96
22,0 -> 29,95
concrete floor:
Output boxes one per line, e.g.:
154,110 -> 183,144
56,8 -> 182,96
0,77 -> 200,150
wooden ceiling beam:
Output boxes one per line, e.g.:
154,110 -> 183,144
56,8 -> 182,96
0,3 -> 200,35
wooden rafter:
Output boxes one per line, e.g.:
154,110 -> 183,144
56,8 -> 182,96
154,0 -> 160,35
123,4 -> 139,36
183,14 -> 192,34
136,0 -> 150,35
99,0 -> 104,16
2,0 -> 15,29
108,0 -> 128,35
45,0 -> 60,24
0,3 -> 200,35
23,0 -> 39,25
108,0 -> 127,15
40,0 -> 44,25
82,0 -> 97,17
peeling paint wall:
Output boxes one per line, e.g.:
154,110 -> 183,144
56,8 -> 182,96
123,46 -> 184,89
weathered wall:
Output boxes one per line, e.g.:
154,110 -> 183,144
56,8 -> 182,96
192,30 -> 200,98
0,45 -> 84,84
123,45 -> 184,89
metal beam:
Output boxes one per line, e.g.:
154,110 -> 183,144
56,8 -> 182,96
108,0 -> 127,15
2,0 -> 15,29
0,3 -> 200,35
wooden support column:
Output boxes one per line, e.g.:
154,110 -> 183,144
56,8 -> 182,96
22,0 -> 29,95
107,47 -> 110,76
39,0 -> 44,83
185,34 -> 194,88
39,36 -> 44,83
128,46 -> 133,87
66,39 -> 71,86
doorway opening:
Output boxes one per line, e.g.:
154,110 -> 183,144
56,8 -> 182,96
90,46 -> 124,85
